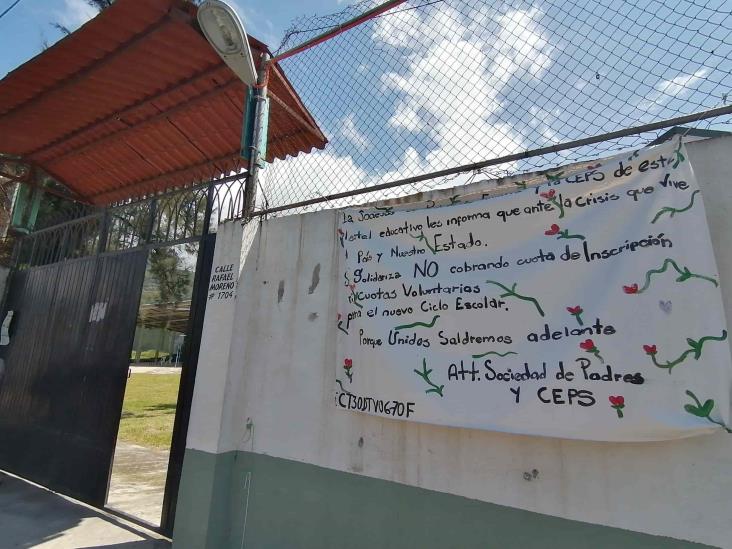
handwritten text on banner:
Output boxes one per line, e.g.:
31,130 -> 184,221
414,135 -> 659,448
335,140 -> 732,441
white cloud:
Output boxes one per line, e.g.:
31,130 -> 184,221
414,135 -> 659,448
261,4 -> 557,210
372,5 -> 466,49
376,6 -> 552,177
388,104 -> 425,132
638,69 -> 709,113
260,150 -> 368,208
57,0 -> 98,29
341,114 -> 370,152
371,8 -> 423,47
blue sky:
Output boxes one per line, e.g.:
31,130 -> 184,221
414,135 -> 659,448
1,0 -> 730,211
0,0 -> 347,77
259,0 -> 732,208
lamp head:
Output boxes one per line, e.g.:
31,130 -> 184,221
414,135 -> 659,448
197,0 -> 257,86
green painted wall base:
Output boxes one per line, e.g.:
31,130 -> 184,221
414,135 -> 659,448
174,449 -> 715,549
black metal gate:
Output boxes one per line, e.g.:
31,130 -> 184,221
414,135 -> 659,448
0,249 -> 147,505
0,179 -> 241,530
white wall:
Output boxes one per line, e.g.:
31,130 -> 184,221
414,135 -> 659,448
192,135 -> 732,548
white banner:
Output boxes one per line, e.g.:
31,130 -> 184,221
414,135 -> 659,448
335,140 -> 732,441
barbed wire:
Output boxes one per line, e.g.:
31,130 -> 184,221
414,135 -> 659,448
258,0 -> 732,216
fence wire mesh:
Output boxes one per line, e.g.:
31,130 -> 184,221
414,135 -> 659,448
257,0 -> 732,216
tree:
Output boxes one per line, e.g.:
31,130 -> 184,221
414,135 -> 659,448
149,247 -> 191,305
53,0 -> 203,35
52,1 -> 115,36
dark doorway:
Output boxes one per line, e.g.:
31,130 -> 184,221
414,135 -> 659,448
107,243 -> 199,527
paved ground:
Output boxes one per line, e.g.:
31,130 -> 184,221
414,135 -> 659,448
107,442 -> 171,526
128,366 -> 182,375
0,471 -> 170,548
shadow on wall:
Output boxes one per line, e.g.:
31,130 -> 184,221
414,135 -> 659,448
0,472 -> 168,548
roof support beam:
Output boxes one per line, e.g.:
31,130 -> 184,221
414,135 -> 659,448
268,63 -> 325,141
89,151 -> 244,204
268,90 -> 324,141
44,79 -> 241,166
0,14 -> 182,121
27,63 -> 229,160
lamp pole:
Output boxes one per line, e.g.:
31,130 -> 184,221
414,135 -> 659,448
243,52 -> 269,221
196,0 -> 266,221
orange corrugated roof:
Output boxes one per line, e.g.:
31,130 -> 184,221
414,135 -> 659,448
0,0 -> 326,205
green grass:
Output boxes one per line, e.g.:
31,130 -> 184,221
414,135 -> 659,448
130,349 -> 171,361
118,373 -> 181,449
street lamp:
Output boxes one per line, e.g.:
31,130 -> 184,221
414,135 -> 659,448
197,0 -> 257,86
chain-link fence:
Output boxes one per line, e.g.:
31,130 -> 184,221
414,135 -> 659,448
256,0 -> 732,216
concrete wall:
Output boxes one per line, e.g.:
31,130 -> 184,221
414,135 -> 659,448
175,136 -> 732,549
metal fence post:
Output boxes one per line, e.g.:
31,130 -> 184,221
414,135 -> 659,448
97,209 -> 109,255
242,53 -> 270,221
203,182 -> 215,235
145,198 -> 158,245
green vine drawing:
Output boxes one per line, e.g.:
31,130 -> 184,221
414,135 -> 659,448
375,206 -> 394,213
349,287 -> 363,309
545,224 -> 584,240
414,358 -> 444,397
551,197 -> 565,219
546,171 -> 564,182
409,231 -> 437,254
485,280 -> 545,317
515,181 -> 527,190
557,230 -> 584,241
539,189 -> 565,219
671,140 -> 686,169
472,350 -> 518,359
645,330 -> 727,373
631,258 -> 718,294
651,190 -> 700,224
449,194 -> 461,205
394,315 -> 440,331
336,379 -> 351,394
684,390 -> 731,432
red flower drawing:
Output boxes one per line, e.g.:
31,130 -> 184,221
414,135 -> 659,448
348,283 -> 356,292
343,358 -> 353,382
567,305 -> 584,326
609,395 -> 625,418
580,339 -> 604,362
540,189 -> 556,200
544,224 -> 561,236
337,313 -> 342,321
623,283 -> 639,294
579,339 -> 595,351
337,228 -> 344,236
643,344 -> 657,355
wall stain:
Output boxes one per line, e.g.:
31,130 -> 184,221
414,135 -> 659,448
277,280 -> 285,303
308,264 -> 321,294
308,312 -> 318,321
